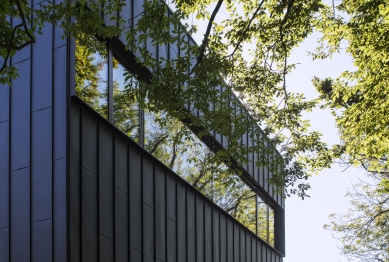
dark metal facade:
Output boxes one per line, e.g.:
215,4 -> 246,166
0,2 -> 68,260
0,1 -> 285,261
68,98 -> 284,262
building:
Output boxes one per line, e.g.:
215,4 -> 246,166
0,1 -> 285,261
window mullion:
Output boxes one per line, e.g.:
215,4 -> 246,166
108,45 -> 114,122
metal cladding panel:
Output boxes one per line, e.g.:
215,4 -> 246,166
82,110 -> 98,174
81,167 -> 99,261
212,208 -> 220,261
267,247 -> 271,262
10,167 -> 30,262
186,189 -> 195,232
219,213 -> 226,252
240,228 -> 246,261
0,84 -> 9,122
196,196 -> 205,261
130,248 -> 142,261
205,240 -> 212,262
11,59 -> 30,171
204,202 -> 212,242
166,173 -> 176,221
143,204 -> 155,262
99,125 -> 114,240
251,235 -> 257,262
262,244 -> 267,261
115,136 -> 129,192
221,250 -> 226,262
129,146 -> 143,252
53,46 -> 67,160
0,227 -> 9,262
69,102 -> 81,225
155,164 -> 166,261
257,240 -> 262,261
70,222 -> 81,262
227,219 -> 234,261
0,121 -> 9,229
53,158 -> 67,262
31,219 -> 53,262
246,232 -> 251,262
166,218 -> 177,262
31,18 -> 53,112
100,235 -> 114,262
233,223 -> 240,259
187,230 -> 195,262
115,188 -> 129,261
32,108 -> 53,222
176,181 -> 187,262
143,156 -> 154,208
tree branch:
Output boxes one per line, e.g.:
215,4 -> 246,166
1,0 -> 36,74
190,0 -> 223,75
225,0 -> 265,59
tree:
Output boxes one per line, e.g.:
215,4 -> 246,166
313,0 -> 389,177
311,1 -> 389,259
1,0 -> 335,198
324,177 -> 389,262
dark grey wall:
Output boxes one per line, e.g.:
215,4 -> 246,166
69,98 -> 284,262
0,1 -> 68,260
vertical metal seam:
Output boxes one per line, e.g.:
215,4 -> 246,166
97,121 -> 100,262
185,187 -> 188,262
175,176 -> 178,262
79,108 -> 83,262
65,29 -> 70,262
164,169 -> 167,262
113,132 -> 116,262
127,142 -> 131,261
108,45 -> 114,123
140,153 -> 144,262
51,14 -> 55,261
153,162 -> 156,262
29,19 -> 33,260
8,23 -> 12,260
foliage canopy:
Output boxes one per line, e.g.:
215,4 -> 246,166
1,0 -> 338,199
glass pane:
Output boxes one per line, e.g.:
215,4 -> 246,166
257,196 -> 268,241
143,107 -> 258,235
75,37 -> 108,118
269,205 -> 275,247
112,58 -> 140,143
224,179 -> 257,234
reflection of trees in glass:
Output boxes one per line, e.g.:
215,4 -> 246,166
112,60 -> 140,142
258,198 -> 275,247
75,46 -> 274,243
144,110 -> 258,234
75,37 -> 108,119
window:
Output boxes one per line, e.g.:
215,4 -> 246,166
74,40 -> 277,246
75,37 -> 109,119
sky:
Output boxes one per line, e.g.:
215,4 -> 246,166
284,32 -> 365,262
179,2 -> 366,260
